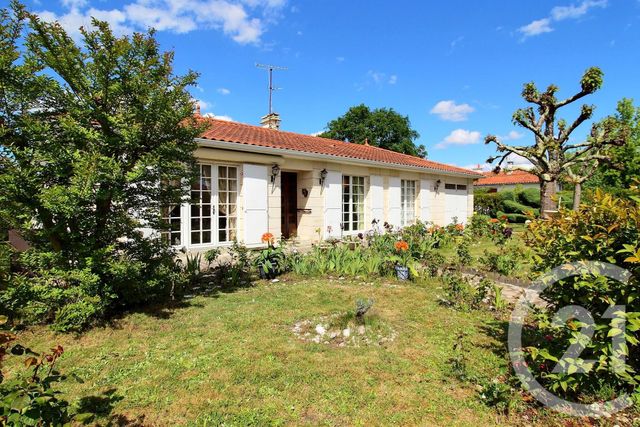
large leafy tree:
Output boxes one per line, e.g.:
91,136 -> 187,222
586,98 -> 640,195
0,2 -> 202,255
485,67 -> 626,216
319,104 -> 427,158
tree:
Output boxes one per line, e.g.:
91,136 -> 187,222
485,67 -> 626,216
0,2 -> 203,327
586,98 -> 640,195
319,104 -> 427,157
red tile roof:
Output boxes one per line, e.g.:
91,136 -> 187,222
475,169 -> 540,186
197,118 -> 482,177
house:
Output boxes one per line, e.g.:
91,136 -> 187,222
474,169 -> 540,192
162,113 -> 482,250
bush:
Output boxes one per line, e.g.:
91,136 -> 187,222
496,211 -> 528,223
502,200 -> 539,216
474,191 -> 502,217
523,189 -> 640,400
518,188 -> 541,207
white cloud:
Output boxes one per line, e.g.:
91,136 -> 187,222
217,88 -> 231,95
499,130 -> 524,141
212,114 -> 234,121
336,56 -> 345,63
36,0 -> 286,44
519,0 -> 607,39
429,100 -> 475,122
435,129 -> 481,149
388,75 -> 397,85
519,18 -> 553,37
551,0 -> 607,20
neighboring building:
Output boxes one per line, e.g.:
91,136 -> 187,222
161,113 -> 482,250
474,169 -> 540,192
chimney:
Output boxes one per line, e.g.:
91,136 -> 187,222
506,160 -> 514,175
260,112 -> 281,130
472,163 -> 483,172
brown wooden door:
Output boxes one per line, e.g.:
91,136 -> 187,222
281,172 -> 298,239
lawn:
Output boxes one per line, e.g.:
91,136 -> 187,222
14,275 -> 511,426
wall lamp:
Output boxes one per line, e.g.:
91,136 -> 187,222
434,179 -> 441,193
301,188 -> 309,198
270,164 -> 280,184
319,168 -> 328,186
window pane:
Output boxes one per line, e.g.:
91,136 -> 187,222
228,168 -> 237,179
219,166 -> 227,178
191,218 -> 200,231
202,231 -> 211,243
202,191 -> 211,204
202,218 -> 211,230
191,232 -> 200,244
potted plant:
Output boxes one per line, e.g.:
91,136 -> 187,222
389,240 -> 412,280
255,232 -> 285,279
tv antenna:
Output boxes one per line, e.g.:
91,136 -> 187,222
256,63 -> 287,115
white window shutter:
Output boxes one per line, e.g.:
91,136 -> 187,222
388,177 -> 401,227
419,179 -> 432,222
243,164 -> 269,245
369,175 -> 384,226
323,170 -> 342,239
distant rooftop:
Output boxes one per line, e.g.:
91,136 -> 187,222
474,169 -> 539,186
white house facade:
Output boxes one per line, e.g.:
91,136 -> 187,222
161,116 -> 482,250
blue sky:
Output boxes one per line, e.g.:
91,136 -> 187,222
15,0 -> 640,169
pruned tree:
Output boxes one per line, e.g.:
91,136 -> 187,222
485,67 -> 626,217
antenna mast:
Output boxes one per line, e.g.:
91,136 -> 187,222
256,63 -> 287,114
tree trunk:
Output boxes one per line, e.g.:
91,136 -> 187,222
540,180 -> 558,219
573,182 -> 582,211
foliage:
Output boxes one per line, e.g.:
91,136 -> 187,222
438,273 -> 488,312
254,233 -> 285,279
0,3 -> 202,329
480,250 -> 518,277
450,331 -> 470,381
523,189 -> 640,399
0,317 -> 80,425
485,66 -> 627,214
474,188 -> 539,220
456,237 -> 473,266
502,199 -> 539,217
587,98 -> 640,196
478,379 -> 515,414
467,213 -> 492,238
318,104 -> 427,158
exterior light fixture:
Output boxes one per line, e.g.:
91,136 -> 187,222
301,188 -> 309,198
271,164 -> 280,183
434,179 -> 441,193
319,168 -> 328,186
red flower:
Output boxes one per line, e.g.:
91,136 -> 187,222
261,232 -> 274,244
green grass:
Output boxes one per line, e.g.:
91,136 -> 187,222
12,275 -> 512,426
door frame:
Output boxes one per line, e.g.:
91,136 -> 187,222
280,171 -> 298,239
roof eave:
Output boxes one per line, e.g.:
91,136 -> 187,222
195,138 -> 482,179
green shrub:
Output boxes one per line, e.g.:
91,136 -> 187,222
518,188 -> 541,207
523,189 -> 640,399
502,200 -> 539,216
479,251 -> 518,276
438,273 -> 488,311
474,192 -> 502,217
496,211 -> 528,223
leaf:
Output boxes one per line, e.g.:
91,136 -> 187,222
0,315 -> 7,325
24,356 -> 39,368
607,328 -> 623,338
567,364 -> 578,375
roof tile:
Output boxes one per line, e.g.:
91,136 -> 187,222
198,118 -> 482,177
475,169 -> 539,186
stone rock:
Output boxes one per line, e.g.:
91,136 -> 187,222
329,331 -> 338,339
342,328 -> 351,337
357,325 -> 366,335
315,324 -> 326,335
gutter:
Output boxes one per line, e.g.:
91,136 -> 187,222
195,138 -> 482,179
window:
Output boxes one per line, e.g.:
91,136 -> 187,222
342,176 -> 365,232
444,183 -> 456,190
161,204 -> 182,246
180,164 -> 237,246
401,180 -> 416,227
217,165 -> 238,243
456,184 -> 467,191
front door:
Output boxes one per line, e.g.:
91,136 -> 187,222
281,172 -> 298,239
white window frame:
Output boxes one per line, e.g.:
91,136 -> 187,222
163,163 -> 239,248
342,175 -> 366,234
400,179 -> 417,227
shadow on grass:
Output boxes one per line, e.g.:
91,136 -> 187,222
478,318 -> 510,357
107,272 -> 259,326
75,388 -> 146,426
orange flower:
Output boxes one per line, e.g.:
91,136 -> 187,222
455,224 -> 464,231
261,232 -> 274,244
394,240 -> 409,252
489,218 -> 500,223
500,215 -> 508,222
